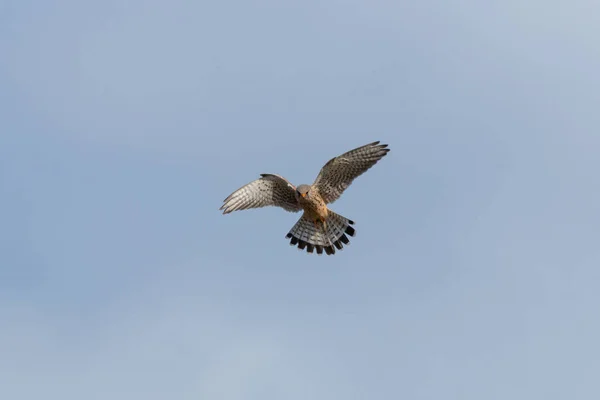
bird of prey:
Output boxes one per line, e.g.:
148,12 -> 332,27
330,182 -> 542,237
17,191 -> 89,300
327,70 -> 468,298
220,141 -> 390,255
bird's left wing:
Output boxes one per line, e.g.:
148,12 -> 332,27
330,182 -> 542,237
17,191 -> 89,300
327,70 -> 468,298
220,174 -> 301,214
312,141 -> 390,204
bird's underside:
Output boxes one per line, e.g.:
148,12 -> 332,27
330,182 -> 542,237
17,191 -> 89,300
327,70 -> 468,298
219,141 -> 389,255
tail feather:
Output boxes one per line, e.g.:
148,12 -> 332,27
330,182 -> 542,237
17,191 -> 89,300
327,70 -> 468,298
285,211 -> 356,255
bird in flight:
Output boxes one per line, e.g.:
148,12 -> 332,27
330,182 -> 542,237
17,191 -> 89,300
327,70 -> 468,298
220,141 -> 390,255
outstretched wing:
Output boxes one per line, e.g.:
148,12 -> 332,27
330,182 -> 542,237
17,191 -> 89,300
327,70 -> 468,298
220,174 -> 301,214
312,141 -> 390,204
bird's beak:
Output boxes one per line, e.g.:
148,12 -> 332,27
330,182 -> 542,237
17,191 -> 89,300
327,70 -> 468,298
301,193 -> 306,198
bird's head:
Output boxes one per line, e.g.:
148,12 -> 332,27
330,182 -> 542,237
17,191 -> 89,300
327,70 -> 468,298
296,184 -> 311,200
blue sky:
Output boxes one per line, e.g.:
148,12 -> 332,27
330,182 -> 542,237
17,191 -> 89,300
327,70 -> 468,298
1,0 -> 599,398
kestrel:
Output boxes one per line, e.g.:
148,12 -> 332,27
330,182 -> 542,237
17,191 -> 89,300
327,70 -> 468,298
220,141 -> 390,255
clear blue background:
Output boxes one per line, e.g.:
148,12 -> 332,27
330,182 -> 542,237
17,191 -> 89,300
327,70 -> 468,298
1,0 -> 599,398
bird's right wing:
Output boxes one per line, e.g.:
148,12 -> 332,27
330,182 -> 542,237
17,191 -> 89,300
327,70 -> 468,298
220,174 -> 301,214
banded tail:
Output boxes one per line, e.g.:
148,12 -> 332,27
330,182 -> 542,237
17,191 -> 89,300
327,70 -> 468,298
285,211 -> 356,255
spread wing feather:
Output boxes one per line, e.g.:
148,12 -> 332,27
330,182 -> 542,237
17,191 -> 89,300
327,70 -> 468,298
220,174 -> 301,214
312,141 -> 389,204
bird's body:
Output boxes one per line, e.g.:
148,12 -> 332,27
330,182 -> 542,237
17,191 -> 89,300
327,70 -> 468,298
296,185 -> 328,223
220,141 -> 389,255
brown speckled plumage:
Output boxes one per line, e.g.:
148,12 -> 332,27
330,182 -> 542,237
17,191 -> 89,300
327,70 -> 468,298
220,141 -> 389,255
